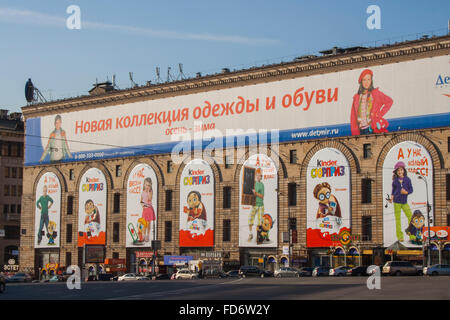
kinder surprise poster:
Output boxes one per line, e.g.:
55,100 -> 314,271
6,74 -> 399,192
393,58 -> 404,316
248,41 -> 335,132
383,141 -> 434,248
35,172 -> 61,248
78,168 -> 107,246
239,154 -> 278,248
306,148 -> 351,247
126,163 -> 158,247
179,159 -> 214,247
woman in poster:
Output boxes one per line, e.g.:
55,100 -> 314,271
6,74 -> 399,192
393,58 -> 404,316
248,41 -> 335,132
350,69 -> 393,135
140,178 -> 155,242
39,115 -> 72,162
388,161 -> 413,242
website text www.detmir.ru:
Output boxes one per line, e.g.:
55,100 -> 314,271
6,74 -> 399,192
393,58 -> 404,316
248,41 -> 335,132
291,128 -> 339,139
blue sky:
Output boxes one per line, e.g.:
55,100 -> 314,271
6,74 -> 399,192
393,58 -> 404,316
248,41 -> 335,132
1,0 -> 449,112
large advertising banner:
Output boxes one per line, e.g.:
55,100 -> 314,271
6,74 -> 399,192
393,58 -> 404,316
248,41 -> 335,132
24,55 -> 450,166
34,172 -> 61,248
179,159 -> 214,247
306,148 -> 351,248
383,141 -> 434,248
126,163 -> 158,247
239,154 -> 278,248
78,168 -> 107,247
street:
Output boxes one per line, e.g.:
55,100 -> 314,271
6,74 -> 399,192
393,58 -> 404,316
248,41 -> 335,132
1,276 -> 449,300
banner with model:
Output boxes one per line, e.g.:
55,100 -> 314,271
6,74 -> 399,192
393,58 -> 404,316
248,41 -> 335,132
306,148 -> 351,248
34,172 -> 61,248
382,141 -> 434,248
239,154 -> 278,247
126,163 -> 158,247
78,168 -> 107,247
179,159 -> 214,247
24,55 -> 450,166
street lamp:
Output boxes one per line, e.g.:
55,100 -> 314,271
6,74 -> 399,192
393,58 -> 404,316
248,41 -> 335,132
416,171 -> 432,267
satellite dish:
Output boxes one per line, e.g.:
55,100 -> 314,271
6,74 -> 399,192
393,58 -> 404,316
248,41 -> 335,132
25,78 -> 34,103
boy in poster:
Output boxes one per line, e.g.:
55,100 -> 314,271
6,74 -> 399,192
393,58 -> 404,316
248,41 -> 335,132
39,115 -> 72,163
248,168 -> 264,242
36,185 -> 54,245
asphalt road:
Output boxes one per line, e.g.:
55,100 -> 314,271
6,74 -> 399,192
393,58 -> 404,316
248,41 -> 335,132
1,276 -> 450,300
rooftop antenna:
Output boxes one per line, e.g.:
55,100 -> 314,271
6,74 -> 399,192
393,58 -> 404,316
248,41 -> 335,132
177,63 -> 186,80
167,67 -> 175,82
129,72 -> 138,87
112,74 -> 120,89
155,67 -> 162,84
25,78 -> 47,104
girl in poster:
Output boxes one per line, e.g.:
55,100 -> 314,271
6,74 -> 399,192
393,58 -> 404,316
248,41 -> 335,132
388,161 -> 413,242
39,115 -> 72,162
350,69 -> 393,135
140,177 -> 155,242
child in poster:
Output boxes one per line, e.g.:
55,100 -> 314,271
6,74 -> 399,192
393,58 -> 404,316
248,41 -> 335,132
313,182 -> 342,234
140,177 -> 155,242
39,115 -> 72,162
248,168 -> 264,242
84,199 -> 101,238
388,161 -> 413,242
405,210 -> 425,245
350,69 -> 393,135
36,185 -> 54,245
183,191 -> 207,234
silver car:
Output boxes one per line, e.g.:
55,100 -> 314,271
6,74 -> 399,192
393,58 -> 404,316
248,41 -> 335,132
423,264 -> 450,276
175,269 -> 198,280
329,266 -> 351,276
118,273 -> 145,281
274,267 -> 300,278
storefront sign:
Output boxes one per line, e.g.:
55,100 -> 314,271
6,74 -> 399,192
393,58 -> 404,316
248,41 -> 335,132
239,154 -> 278,248
126,163 -> 158,247
179,159 -> 214,247
382,141 -> 434,248
330,231 -> 360,246
136,251 -> 154,258
104,258 -> 126,265
164,255 -> 193,266
85,245 -> 105,263
423,226 -> 449,241
78,168 -> 107,246
34,172 -> 61,248
307,148 -> 351,247
200,251 -> 222,259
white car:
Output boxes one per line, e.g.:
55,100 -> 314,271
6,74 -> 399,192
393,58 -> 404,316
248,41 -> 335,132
175,269 -> 198,280
118,273 -> 145,281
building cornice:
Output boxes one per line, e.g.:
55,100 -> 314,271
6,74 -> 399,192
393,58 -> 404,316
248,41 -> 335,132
21,35 -> 450,118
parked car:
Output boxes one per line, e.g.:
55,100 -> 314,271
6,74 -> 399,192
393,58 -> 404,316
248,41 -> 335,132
366,265 -> 383,276
263,270 -> 274,277
118,273 -> 144,281
312,266 -> 330,277
6,272 -> 32,283
225,270 -> 240,278
0,274 -> 6,293
174,269 -> 198,280
298,267 -> 314,277
97,273 -> 114,281
238,266 -> 268,278
423,264 -> 450,276
48,275 -> 60,282
382,261 -> 418,276
274,267 -> 300,278
347,266 -> 369,276
329,266 -> 351,276
154,273 -> 171,280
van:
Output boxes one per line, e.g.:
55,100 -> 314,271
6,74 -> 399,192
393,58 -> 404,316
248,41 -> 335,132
382,261 -> 418,276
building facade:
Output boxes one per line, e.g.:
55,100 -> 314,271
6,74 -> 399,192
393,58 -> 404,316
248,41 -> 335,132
19,35 -> 450,278
0,110 -> 24,269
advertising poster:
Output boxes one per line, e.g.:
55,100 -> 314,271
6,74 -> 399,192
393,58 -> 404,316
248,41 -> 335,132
34,172 -> 61,248
24,55 -> 450,166
78,168 -> 107,247
306,148 -> 351,248
239,154 -> 278,248
126,163 -> 158,247
179,159 -> 214,247
383,141 -> 434,248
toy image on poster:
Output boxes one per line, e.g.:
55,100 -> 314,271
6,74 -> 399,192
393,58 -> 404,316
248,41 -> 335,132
239,154 -> 278,248
306,148 -> 351,248
383,141 -> 433,248
126,164 -> 158,247
78,168 -> 107,246
350,69 -> 393,136
39,114 -> 72,163
179,159 -> 214,247
34,172 -> 61,248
